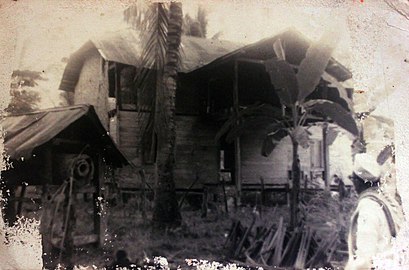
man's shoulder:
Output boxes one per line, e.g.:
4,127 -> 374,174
356,189 -> 386,212
357,196 -> 384,211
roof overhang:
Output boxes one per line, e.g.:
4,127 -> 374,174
0,105 -> 129,167
59,29 -> 242,92
187,29 -> 352,82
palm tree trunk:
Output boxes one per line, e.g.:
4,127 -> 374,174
152,2 -> 183,229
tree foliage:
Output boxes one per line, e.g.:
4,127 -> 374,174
5,70 -> 43,114
183,5 -> 208,38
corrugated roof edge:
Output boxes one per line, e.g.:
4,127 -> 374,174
1,104 -> 130,167
3,104 -> 90,117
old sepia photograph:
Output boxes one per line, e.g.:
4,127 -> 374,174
0,0 -> 408,269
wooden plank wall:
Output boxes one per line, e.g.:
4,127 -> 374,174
114,111 -> 150,188
115,113 -> 219,189
115,113 -> 325,189
117,111 -> 150,164
240,128 -> 290,185
174,115 -> 219,188
240,126 -> 314,185
74,52 -> 109,129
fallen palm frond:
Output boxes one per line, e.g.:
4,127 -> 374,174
224,191 -> 358,269
224,219 -> 337,269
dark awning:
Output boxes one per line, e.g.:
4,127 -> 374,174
0,105 -> 128,167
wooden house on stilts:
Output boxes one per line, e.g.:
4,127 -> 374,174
58,28 -> 354,208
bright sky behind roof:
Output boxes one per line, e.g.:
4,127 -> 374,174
11,1 -> 350,69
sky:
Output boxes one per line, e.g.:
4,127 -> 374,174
9,1 -> 351,69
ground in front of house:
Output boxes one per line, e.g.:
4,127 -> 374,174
72,191 -> 356,269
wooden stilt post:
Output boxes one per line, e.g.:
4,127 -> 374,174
233,60 -> 241,207
221,176 -> 229,214
323,122 -> 330,191
16,184 -> 26,217
201,186 -> 208,218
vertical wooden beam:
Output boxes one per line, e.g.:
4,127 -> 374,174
233,60 -> 241,206
201,186 -> 208,218
114,63 -> 121,146
100,59 -> 110,129
115,63 -> 121,112
94,154 -> 107,247
323,122 -> 330,191
321,81 -> 330,191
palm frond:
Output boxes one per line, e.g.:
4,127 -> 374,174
140,3 -> 168,71
215,103 -> 263,141
124,3 -> 149,32
123,2 -> 169,109
124,3 -> 170,157
215,103 -> 285,142
225,117 -> 284,143
261,128 -> 289,157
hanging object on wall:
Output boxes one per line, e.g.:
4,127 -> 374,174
70,154 -> 95,187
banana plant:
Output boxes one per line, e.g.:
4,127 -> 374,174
217,31 -> 359,228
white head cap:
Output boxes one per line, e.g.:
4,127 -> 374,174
353,153 -> 382,182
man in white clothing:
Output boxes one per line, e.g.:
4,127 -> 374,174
345,147 -> 404,270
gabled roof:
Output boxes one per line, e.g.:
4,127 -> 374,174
0,105 -> 128,166
59,29 -> 242,91
59,28 -> 351,92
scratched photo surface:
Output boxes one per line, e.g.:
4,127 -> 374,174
0,1 -> 408,269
